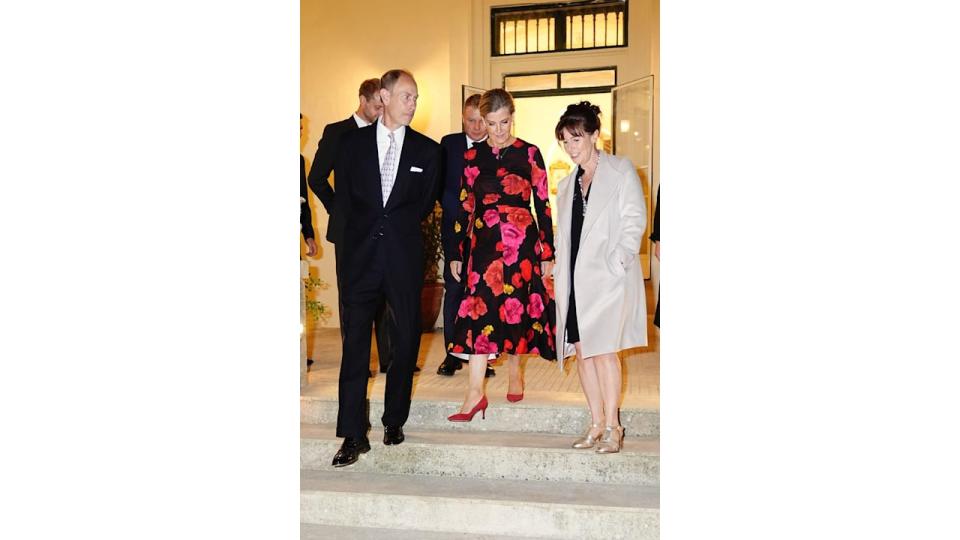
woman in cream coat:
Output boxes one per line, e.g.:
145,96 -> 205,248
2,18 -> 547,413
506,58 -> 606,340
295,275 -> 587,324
553,102 -> 647,454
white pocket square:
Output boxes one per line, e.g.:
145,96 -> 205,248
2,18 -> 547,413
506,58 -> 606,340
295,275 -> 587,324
410,166 -> 423,173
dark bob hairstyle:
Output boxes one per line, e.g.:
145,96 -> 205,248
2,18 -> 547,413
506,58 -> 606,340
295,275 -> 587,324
554,101 -> 602,140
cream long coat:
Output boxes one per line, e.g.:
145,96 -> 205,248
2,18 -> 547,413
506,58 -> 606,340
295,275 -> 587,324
554,151 -> 648,366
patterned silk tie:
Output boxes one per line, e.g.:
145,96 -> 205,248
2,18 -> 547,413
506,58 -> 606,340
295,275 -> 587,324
380,131 -> 397,206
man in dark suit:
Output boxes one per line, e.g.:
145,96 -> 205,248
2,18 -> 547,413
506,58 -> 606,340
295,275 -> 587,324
300,114 -> 317,258
435,94 -> 495,378
331,69 -> 441,467
307,79 -> 395,377
650,187 -> 659,328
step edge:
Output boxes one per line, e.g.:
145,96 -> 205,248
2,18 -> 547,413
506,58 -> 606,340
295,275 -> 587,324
300,488 -> 660,512
300,395 -> 660,413
300,435 -> 660,456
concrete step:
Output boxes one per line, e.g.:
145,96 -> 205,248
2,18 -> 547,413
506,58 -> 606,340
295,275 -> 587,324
301,423 -> 658,486
301,469 -> 659,540
301,396 -> 659,438
301,523 -> 534,540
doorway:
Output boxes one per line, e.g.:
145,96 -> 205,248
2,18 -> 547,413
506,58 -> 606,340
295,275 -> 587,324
512,91 -> 612,215
460,69 -> 654,278
500,67 -> 618,219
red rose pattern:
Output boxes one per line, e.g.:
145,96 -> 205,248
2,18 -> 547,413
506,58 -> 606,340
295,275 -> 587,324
500,297 -> 524,324
464,165 -> 480,188
458,296 -> 488,320
503,206 -> 534,230
483,260 -> 504,296
466,270 -> 480,291
520,259 -> 533,281
447,140 -> 556,360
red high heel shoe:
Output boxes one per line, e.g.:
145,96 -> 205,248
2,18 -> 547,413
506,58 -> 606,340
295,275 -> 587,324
506,377 -> 524,402
447,395 -> 488,422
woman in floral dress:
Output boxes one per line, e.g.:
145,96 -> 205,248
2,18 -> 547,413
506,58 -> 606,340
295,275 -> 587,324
446,89 -> 557,421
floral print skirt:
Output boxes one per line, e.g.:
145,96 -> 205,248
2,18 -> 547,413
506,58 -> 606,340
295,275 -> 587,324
447,204 -> 557,361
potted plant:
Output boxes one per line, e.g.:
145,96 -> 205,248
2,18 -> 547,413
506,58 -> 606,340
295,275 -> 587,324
420,202 -> 444,332
303,275 -> 331,324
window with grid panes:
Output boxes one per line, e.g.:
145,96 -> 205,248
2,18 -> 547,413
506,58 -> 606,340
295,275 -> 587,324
492,0 -> 627,57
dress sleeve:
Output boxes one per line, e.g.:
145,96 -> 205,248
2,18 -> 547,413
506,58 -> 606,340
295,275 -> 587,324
453,147 -> 478,263
528,145 -> 555,262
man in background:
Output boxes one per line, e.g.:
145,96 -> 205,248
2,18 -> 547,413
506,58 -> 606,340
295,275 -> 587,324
301,113 -> 317,257
435,94 -> 495,378
307,79 -> 397,376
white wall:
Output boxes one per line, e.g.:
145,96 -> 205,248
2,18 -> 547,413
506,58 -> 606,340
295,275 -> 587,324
300,0 -> 471,326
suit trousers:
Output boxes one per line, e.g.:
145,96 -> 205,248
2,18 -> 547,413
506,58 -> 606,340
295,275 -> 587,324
441,248 -> 468,352
335,242 -> 394,371
336,245 -> 422,438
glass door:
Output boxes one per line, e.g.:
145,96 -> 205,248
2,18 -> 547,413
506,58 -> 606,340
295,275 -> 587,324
612,76 -> 654,279
462,85 -> 486,105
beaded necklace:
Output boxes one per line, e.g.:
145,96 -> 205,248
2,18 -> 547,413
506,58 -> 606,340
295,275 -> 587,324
577,151 -> 599,217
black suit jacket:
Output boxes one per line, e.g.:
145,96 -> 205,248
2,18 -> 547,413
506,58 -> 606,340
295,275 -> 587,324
649,187 -> 659,242
307,116 -> 358,244
300,154 -> 314,240
333,124 -> 440,294
438,132 -> 469,259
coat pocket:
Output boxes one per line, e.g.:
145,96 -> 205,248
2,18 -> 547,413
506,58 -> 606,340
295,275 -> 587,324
606,249 -> 626,276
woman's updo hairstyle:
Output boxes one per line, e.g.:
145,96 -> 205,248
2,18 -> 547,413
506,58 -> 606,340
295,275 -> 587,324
554,101 -> 601,140
479,88 -> 515,116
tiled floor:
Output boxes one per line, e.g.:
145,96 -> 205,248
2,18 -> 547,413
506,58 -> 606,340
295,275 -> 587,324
304,283 -> 659,410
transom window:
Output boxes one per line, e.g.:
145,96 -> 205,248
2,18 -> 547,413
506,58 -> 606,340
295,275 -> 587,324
492,0 -> 627,57
504,67 -> 617,97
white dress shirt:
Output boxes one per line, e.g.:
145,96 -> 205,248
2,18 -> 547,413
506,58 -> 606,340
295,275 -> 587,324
376,119 -> 405,199
353,113 -> 371,128
465,134 -> 486,149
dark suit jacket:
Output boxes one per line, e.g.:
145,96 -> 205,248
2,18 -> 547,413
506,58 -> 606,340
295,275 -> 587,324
438,132 -> 469,260
307,116 -> 358,244
300,154 -> 314,240
333,124 -> 440,294
649,187 -> 659,242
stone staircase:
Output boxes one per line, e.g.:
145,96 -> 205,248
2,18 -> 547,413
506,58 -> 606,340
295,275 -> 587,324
300,395 -> 660,539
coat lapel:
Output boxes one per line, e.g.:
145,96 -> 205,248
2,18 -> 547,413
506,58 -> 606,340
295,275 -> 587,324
580,152 -> 618,240
362,125 -> 381,200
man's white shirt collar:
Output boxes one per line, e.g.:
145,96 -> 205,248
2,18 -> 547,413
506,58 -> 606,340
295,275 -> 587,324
466,134 -> 487,148
353,113 -> 370,128
376,118 -> 406,169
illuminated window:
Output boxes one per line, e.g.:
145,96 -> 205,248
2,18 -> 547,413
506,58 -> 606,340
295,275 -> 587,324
503,67 -> 617,97
492,0 -> 627,57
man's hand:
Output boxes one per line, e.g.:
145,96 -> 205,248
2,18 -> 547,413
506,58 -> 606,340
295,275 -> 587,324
449,261 -> 462,282
305,238 -> 318,257
541,260 -> 554,278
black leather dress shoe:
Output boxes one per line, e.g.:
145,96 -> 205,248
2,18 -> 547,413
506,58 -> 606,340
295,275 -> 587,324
436,355 -> 462,376
331,437 -> 371,467
383,425 -> 405,445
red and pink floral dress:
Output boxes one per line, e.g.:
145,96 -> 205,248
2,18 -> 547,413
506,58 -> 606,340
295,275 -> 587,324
447,138 -> 557,361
